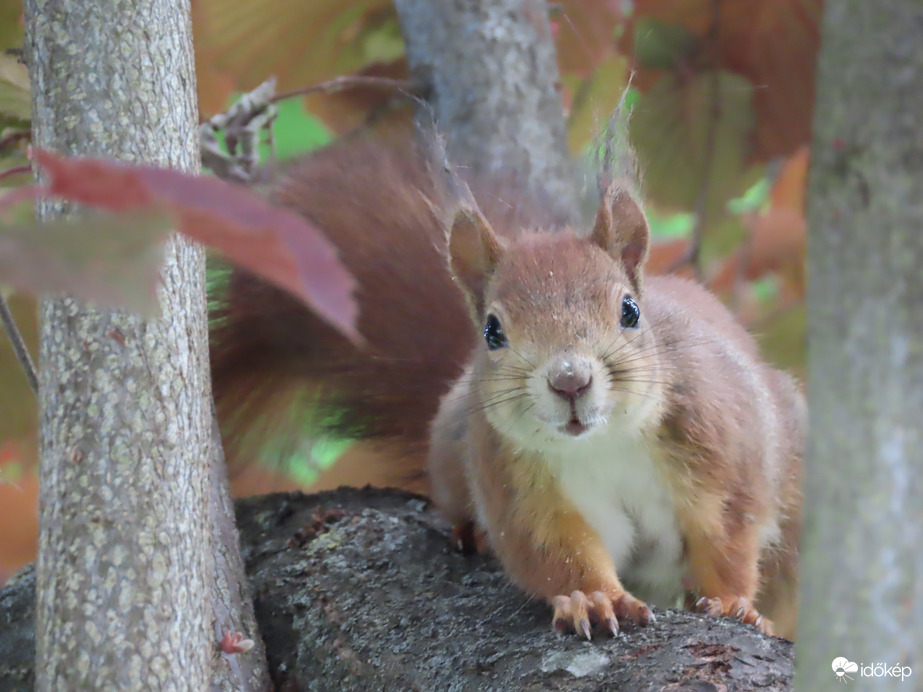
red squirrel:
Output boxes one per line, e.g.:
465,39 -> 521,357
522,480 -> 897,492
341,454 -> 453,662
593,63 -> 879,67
211,133 -> 804,640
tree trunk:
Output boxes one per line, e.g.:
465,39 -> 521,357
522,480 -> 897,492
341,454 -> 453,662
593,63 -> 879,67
24,0 -> 269,689
0,488 -> 797,691
798,1 -> 923,688
393,0 -> 579,227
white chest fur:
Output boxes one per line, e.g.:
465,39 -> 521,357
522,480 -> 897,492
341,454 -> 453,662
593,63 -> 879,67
542,422 -> 686,608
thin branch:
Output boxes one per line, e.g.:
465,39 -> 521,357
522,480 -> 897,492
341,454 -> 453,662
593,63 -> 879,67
201,75 -> 419,183
200,78 -> 278,183
272,76 -> 417,103
0,293 -> 38,394
0,165 -> 31,183
0,131 -> 31,153
729,215 -> 754,315
669,0 -> 722,281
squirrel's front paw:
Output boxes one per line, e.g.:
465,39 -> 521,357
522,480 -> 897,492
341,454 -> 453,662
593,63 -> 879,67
450,521 -> 490,555
551,590 -> 653,639
694,596 -> 773,635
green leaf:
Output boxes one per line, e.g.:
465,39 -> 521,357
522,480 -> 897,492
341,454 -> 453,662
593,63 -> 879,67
0,211 -> 171,314
567,53 -> 629,153
260,97 -> 331,161
630,70 -> 762,222
633,18 -> 698,70
0,55 -> 30,123
0,0 -> 23,55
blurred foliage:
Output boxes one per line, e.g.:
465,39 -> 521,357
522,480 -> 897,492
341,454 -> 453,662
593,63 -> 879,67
0,0 -> 818,578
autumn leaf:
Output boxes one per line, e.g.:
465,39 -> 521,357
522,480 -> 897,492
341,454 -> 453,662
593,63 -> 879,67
623,0 -> 821,161
191,0 -> 398,127
553,0 -> 626,78
0,210 -> 171,313
633,17 -> 698,71
0,0 -> 22,48
0,54 -> 30,126
0,291 -> 37,453
567,53 -> 629,153
302,58 -> 412,135
630,70 -> 761,217
710,147 -> 808,296
192,0 -> 630,133
9,150 -> 359,341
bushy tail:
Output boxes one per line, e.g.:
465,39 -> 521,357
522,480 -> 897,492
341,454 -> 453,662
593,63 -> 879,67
210,135 -> 475,490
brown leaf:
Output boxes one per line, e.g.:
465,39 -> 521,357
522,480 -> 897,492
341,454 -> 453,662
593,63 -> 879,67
567,53 -> 629,153
0,0 -> 23,56
302,59 -> 411,134
192,0 -> 395,94
0,461 -> 38,585
0,291 -> 37,443
754,301 -> 805,375
709,148 -> 807,295
644,237 -> 694,277
718,0 -> 821,159
554,0 -> 626,78
629,70 -> 761,215
26,150 -> 360,341
0,54 -> 30,123
0,210 -> 170,313
622,0 -> 821,161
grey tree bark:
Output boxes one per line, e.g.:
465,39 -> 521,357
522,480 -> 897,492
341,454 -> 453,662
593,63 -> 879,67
797,1 -> 923,688
393,0 -> 579,227
0,488 -> 797,691
25,0 -> 269,689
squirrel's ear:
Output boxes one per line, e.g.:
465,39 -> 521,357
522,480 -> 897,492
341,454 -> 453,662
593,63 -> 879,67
447,205 -> 503,317
591,184 -> 650,295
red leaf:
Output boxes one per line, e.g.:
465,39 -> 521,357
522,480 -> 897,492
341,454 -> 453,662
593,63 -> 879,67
0,211 -> 169,314
219,630 -> 255,655
30,150 -> 359,342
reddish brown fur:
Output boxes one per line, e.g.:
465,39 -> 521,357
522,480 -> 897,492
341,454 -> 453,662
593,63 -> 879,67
212,137 -> 803,639
429,189 -> 804,639
212,134 -> 563,486
211,136 -> 472,488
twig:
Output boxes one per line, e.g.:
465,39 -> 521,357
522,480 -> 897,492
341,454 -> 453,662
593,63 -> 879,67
0,131 -> 31,154
0,165 -> 30,183
0,293 -> 38,394
669,0 -> 722,281
729,215 -> 754,314
200,78 -> 279,183
201,75 -> 418,183
271,76 -> 417,104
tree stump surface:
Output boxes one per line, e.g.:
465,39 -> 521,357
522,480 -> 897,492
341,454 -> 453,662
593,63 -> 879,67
0,487 -> 795,691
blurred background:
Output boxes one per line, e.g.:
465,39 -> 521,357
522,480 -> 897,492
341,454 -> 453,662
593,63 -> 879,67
0,0 -> 818,583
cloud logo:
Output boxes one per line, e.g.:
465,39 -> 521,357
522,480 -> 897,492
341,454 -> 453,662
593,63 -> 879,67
832,657 -> 859,683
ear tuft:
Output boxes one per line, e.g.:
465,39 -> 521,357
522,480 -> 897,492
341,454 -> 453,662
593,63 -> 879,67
591,183 -> 650,295
447,205 -> 503,318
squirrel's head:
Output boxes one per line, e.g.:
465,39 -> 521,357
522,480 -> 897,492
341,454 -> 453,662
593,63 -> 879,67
447,183 -> 665,449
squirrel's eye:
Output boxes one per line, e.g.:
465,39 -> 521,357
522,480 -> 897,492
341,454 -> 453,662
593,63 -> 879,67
620,296 -> 640,329
484,314 -> 508,350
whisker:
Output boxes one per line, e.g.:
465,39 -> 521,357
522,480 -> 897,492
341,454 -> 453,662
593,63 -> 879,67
505,345 -> 536,369
607,384 -> 663,403
504,401 -> 535,434
470,392 -> 531,415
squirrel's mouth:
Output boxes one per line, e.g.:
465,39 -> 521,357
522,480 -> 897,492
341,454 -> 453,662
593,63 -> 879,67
562,418 -> 589,436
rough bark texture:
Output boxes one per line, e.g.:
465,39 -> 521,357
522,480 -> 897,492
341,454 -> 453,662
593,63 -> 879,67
393,0 -> 580,228
798,2 -> 923,688
24,0 -> 268,689
0,488 -> 795,691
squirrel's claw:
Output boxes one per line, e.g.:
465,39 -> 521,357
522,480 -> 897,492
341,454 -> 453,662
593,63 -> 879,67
693,595 -> 774,635
550,589 -> 650,639
612,591 -> 654,626
450,521 -> 489,555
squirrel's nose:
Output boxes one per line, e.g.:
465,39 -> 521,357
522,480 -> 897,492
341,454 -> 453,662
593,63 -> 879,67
547,367 -> 592,402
